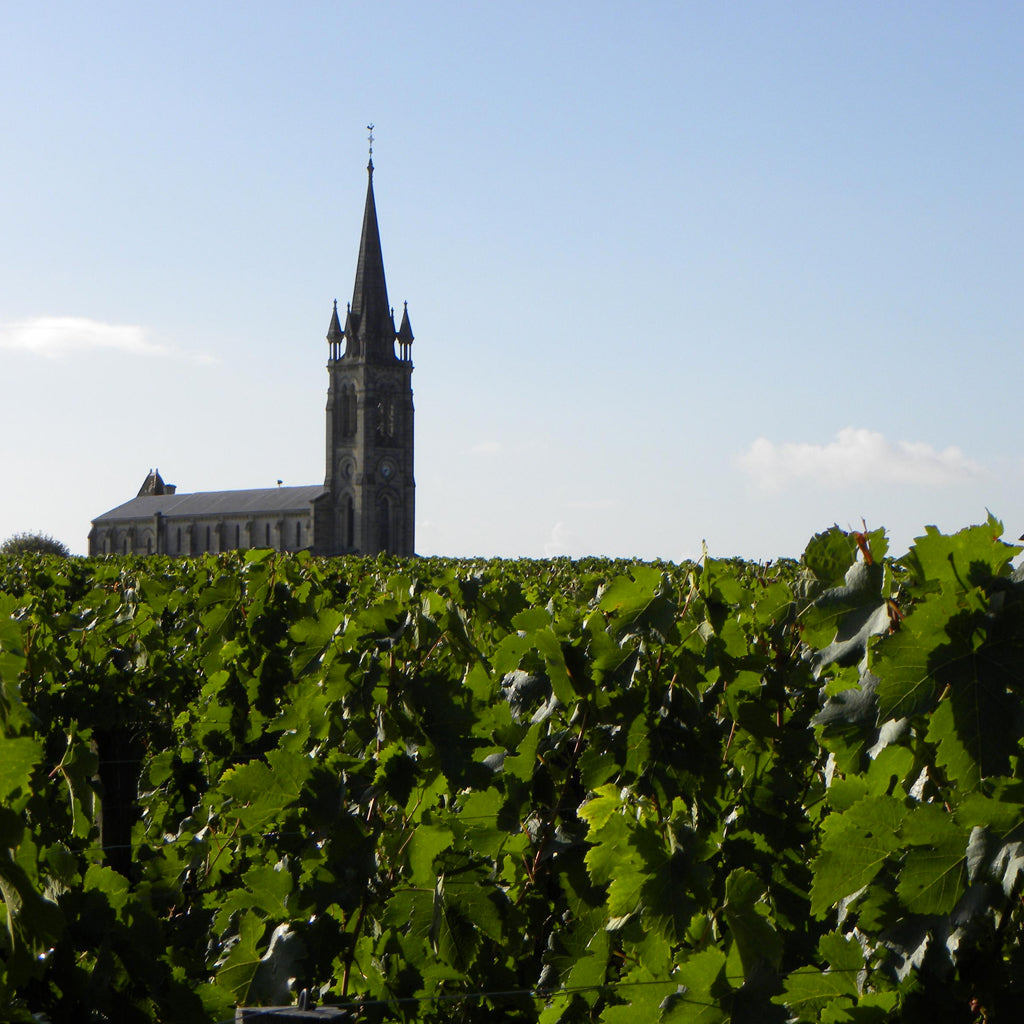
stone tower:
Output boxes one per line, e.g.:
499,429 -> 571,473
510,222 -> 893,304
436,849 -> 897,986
324,153 -> 415,555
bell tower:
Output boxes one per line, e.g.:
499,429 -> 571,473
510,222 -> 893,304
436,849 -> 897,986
324,134 -> 415,555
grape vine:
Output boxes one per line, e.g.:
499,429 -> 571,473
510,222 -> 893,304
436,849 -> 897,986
0,521 -> 1021,1022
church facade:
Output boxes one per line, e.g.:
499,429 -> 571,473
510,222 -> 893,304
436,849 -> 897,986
88,155 -> 415,558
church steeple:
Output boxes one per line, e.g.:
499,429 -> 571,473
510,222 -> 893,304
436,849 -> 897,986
323,134 -> 416,556
346,157 -> 397,362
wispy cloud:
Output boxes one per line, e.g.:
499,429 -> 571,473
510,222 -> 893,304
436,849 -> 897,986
737,427 -> 985,491
0,316 -> 217,365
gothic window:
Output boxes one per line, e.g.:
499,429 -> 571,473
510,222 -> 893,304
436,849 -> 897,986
343,496 -> 355,550
235,524 -> 241,548
377,495 -> 392,552
265,522 -> 270,546
340,383 -> 357,439
146,535 -> 153,555
206,525 -> 211,551
296,521 -> 302,548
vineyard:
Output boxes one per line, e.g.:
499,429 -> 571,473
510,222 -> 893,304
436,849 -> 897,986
1,519 -> 1023,1022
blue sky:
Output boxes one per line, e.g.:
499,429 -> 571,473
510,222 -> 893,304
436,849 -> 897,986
2,2 -> 1022,560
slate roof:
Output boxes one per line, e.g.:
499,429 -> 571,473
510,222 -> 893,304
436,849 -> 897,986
93,485 -> 328,523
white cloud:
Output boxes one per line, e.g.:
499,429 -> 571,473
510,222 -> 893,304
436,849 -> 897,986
0,316 -> 217,365
737,427 -> 985,491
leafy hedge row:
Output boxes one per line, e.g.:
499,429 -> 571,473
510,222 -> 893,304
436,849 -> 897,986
0,520 -> 1022,1022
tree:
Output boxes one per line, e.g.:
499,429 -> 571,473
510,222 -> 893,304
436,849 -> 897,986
0,531 -> 71,556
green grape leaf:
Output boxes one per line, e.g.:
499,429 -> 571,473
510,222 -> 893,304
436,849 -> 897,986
904,516 -> 1018,591
374,741 -> 416,805
601,952 -> 679,1024
723,868 -> 782,978
818,929 -> 864,976
407,822 -> 454,886
925,656 -> 1021,790
660,946 -> 729,1024
428,877 -> 482,970
956,783 -> 1024,832
801,527 -> 859,588
775,968 -> 857,1012
598,566 -> 666,633
804,559 -> 888,673
872,593 -> 965,722
775,930 -> 861,1012
810,796 -> 906,916
642,846 -> 701,944
215,910 -> 266,1003
564,925 -> 610,1000
578,783 -> 621,836
83,864 -> 131,914
512,607 -> 553,631
0,736 -> 41,804
216,747 -> 312,829
896,804 -> 968,915
0,848 -> 64,954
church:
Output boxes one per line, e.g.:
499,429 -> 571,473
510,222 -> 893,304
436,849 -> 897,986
88,150 -> 416,558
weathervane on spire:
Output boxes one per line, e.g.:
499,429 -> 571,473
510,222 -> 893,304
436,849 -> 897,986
367,123 -> 375,158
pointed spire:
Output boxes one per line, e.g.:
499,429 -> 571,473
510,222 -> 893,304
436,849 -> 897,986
348,141 -> 397,361
398,300 -> 414,339
397,300 -> 414,363
327,299 -> 344,360
327,299 -> 343,342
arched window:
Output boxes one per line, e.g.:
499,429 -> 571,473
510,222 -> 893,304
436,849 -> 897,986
235,523 -> 240,548
206,525 -> 211,551
340,383 -> 357,439
176,527 -> 181,553
343,496 -> 355,550
296,521 -> 302,548
265,522 -> 270,546
376,496 -> 392,553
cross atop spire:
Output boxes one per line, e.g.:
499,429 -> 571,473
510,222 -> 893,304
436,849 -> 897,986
367,123 -> 375,172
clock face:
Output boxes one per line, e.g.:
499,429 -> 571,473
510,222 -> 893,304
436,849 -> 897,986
379,458 -> 396,481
